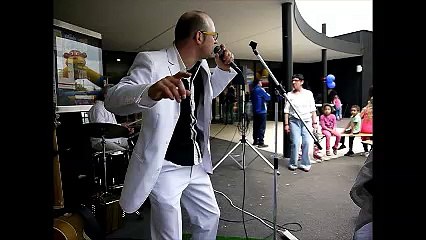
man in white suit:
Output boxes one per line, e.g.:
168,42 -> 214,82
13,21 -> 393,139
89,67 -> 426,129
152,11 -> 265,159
105,10 -> 237,240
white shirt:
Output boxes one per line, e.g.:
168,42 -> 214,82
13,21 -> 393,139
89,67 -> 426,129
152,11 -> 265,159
283,89 -> 316,122
88,100 -> 123,146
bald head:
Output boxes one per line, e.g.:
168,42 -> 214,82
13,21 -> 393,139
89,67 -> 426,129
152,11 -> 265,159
175,10 -> 211,44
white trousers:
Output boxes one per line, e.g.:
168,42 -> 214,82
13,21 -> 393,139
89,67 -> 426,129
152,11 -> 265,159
149,159 -> 220,240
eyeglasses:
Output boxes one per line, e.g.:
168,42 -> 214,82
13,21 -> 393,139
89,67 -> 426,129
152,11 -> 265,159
201,31 -> 219,40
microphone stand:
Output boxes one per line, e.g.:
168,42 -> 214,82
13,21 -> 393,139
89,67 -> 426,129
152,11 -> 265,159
249,41 -> 322,240
249,41 -> 322,150
212,68 -> 277,174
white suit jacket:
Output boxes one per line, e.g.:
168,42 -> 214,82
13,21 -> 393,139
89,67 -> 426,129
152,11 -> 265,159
105,46 -> 237,213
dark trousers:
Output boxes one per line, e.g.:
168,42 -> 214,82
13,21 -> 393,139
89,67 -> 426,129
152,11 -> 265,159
340,136 -> 355,151
252,113 -> 267,145
224,103 -> 234,123
340,130 -> 358,151
362,136 -> 373,152
362,142 -> 368,152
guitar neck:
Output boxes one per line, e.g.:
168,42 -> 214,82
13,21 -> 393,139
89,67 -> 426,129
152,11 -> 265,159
53,126 -> 65,210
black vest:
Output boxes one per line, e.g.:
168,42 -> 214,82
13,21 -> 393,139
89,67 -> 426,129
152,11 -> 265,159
165,62 -> 204,166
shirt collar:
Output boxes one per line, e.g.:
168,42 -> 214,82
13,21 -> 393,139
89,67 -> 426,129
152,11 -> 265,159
173,43 -> 187,72
173,43 -> 201,72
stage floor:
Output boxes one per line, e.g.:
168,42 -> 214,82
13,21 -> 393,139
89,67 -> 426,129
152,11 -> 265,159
106,133 -> 365,240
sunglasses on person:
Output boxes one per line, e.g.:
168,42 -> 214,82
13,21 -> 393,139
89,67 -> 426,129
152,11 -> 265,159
201,31 -> 219,40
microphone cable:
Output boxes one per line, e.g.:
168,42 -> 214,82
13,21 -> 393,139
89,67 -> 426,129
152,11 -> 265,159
213,188 -> 302,239
242,152 -> 248,239
215,124 -> 239,164
213,96 -> 255,239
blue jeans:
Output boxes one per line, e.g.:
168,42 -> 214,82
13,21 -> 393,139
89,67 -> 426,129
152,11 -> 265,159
289,118 -> 311,167
335,107 -> 342,119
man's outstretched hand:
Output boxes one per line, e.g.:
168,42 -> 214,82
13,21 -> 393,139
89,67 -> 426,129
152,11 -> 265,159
148,71 -> 192,103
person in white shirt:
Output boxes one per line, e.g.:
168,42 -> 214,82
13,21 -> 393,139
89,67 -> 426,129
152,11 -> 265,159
88,86 -> 133,152
284,74 -> 317,172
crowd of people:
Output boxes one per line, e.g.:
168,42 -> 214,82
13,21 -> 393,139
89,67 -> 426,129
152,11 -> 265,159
215,71 -> 373,171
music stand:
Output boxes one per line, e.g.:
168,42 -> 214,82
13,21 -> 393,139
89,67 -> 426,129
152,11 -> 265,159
82,123 -> 129,195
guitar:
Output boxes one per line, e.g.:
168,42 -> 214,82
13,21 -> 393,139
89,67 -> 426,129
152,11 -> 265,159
52,70 -> 95,240
53,116 -> 64,209
52,113 -> 104,240
53,113 -> 84,240
53,213 -> 84,240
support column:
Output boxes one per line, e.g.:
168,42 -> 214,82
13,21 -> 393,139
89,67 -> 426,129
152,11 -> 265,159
282,2 -> 292,158
322,23 -> 328,104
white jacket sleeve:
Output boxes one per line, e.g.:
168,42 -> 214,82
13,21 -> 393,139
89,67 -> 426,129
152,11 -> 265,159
105,52 -> 158,116
211,67 -> 237,99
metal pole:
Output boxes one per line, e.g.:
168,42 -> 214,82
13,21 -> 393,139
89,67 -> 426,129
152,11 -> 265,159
273,101 -> 279,240
250,41 -> 313,240
322,23 -> 328,105
102,136 -> 108,194
282,2 -> 292,159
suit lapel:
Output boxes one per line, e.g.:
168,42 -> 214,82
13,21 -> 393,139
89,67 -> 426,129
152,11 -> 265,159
166,46 -> 181,76
200,61 -> 210,77
200,61 -> 212,100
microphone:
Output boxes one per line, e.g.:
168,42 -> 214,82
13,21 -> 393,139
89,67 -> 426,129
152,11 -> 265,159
213,46 -> 242,73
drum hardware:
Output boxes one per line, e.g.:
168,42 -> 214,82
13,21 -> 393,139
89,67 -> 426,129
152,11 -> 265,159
126,118 -> 142,126
82,123 -> 130,196
109,184 -> 124,190
92,152 -> 127,193
127,131 -> 139,152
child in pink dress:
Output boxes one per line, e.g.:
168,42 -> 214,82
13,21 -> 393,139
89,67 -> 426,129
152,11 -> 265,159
320,104 -> 341,156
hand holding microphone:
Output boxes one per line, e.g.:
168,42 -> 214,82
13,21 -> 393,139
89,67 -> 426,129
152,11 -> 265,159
214,44 -> 241,73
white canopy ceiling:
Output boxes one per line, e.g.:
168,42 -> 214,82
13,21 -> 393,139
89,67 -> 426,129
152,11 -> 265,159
54,0 -> 362,63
